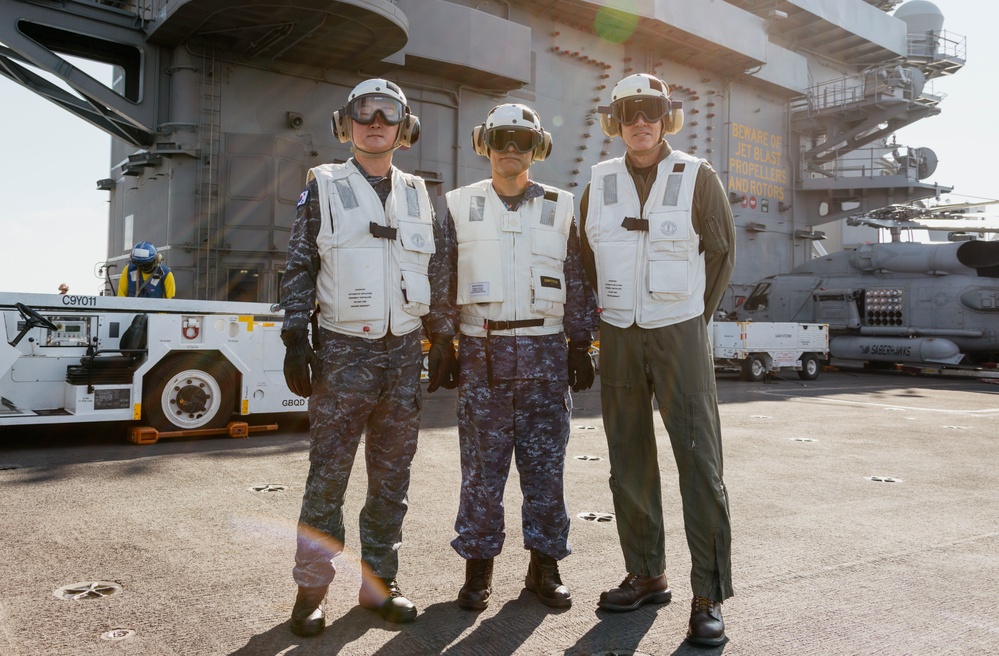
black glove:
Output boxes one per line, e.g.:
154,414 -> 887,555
427,333 -> 458,393
281,329 -> 314,398
567,340 -> 595,392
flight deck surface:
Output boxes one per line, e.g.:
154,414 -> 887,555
1,369 -> 997,655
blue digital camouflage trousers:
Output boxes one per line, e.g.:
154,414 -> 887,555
451,343 -> 573,561
293,331 -> 423,588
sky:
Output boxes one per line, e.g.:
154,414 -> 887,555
0,0 -> 995,295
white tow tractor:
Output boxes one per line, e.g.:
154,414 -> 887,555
712,321 -> 830,382
0,292 -> 306,439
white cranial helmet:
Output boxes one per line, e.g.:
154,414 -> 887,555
472,103 -> 553,161
599,73 -> 684,137
347,78 -> 408,106
331,78 -> 420,149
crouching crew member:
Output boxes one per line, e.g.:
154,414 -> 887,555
117,241 -> 175,298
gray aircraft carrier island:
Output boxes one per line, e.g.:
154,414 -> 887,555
0,0 -> 967,305
1,372 -> 998,655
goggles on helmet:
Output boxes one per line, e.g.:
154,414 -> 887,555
485,127 -> 541,153
347,95 -> 406,125
609,96 -> 671,126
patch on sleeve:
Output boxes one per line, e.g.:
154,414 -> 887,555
297,190 -> 309,207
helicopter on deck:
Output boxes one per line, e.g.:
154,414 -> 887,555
733,202 -> 999,366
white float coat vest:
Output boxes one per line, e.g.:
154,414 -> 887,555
585,150 -> 706,329
310,160 -> 435,339
446,180 -> 573,337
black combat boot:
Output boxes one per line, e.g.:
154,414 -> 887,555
457,558 -> 494,610
289,585 -> 327,637
524,549 -> 572,608
359,577 -> 418,623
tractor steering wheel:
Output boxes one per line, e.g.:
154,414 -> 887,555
16,302 -> 58,331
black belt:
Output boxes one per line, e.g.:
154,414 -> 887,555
621,217 -> 649,231
482,319 -> 543,388
485,319 -> 545,331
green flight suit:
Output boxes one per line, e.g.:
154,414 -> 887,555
580,142 -> 736,602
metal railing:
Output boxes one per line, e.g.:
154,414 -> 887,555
91,0 -> 155,23
800,143 -> 926,182
799,65 -> 926,114
905,29 -> 966,62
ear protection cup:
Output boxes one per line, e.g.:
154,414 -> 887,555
471,124 -> 488,157
331,108 -> 351,143
663,108 -> 684,135
534,130 -> 553,161
397,115 -> 420,148
599,113 -> 619,138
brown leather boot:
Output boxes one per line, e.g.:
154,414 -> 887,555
457,558 -> 494,610
524,549 -> 572,608
687,596 -> 726,647
289,585 -> 327,637
597,573 -> 671,612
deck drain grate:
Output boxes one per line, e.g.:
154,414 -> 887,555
249,484 -> 287,493
54,581 -> 123,600
575,455 -> 603,461
575,425 -> 597,430
791,438 -> 817,442
942,425 -> 969,430
751,415 -> 771,419
101,629 -> 135,642
867,476 -> 902,483
578,511 -> 615,523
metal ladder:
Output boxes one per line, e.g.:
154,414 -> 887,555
196,45 -> 222,300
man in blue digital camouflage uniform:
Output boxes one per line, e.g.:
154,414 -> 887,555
443,103 -> 598,611
580,73 -> 736,647
280,78 -> 457,637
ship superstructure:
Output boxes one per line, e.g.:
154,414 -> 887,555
0,0 -> 965,302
